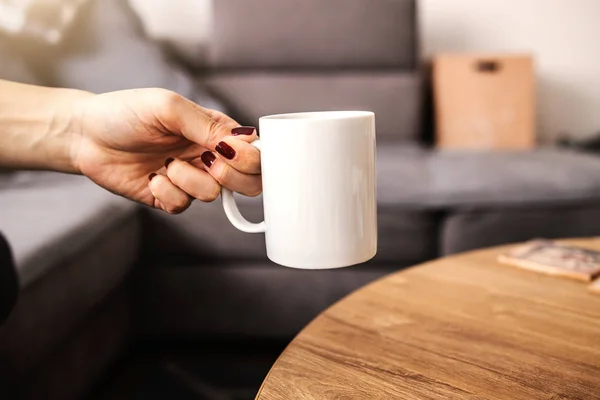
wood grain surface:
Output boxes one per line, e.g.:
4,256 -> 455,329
256,239 -> 600,399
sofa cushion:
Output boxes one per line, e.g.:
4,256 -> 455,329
441,204 -> 600,255
210,0 -> 417,70
133,261 -> 397,338
205,72 -> 423,142
0,172 -> 139,379
377,147 -> 600,208
0,172 -> 138,287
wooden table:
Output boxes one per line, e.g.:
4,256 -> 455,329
256,239 -> 600,399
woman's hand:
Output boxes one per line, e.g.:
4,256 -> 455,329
73,88 -> 261,214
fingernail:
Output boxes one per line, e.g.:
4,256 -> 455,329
148,172 -> 157,181
216,141 -> 236,160
231,126 -> 255,136
165,157 -> 174,168
201,151 -> 216,168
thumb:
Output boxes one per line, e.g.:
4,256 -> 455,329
157,92 -> 234,149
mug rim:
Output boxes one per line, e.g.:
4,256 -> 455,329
260,110 -> 374,121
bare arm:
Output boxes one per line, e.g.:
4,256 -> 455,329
0,79 -> 92,173
0,79 -> 261,214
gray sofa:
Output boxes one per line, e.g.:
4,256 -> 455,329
4,0 -> 600,398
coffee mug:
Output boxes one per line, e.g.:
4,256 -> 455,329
221,111 -> 377,269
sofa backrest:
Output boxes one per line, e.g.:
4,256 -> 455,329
203,0 -> 422,143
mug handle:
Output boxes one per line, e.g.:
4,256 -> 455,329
221,139 -> 266,233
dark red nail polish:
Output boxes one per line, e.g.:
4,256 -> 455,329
216,141 -> 236,160
165,158 -> 174,168
231,126 -> 255,136
148,173 -> 157,181
201,151 -> 216,167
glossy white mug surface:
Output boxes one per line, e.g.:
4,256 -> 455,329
221,111 -> 377,269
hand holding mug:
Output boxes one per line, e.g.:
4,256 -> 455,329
72,88 -> 261,214
2,82 -> 377,269
73,90 -> 378,269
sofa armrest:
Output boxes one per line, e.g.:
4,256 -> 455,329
0,231 -> 18,325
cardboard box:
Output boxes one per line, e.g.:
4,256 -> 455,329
433,53 -> 536,150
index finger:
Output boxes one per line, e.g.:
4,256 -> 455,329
214,136 -> 261,175
155,93 -> 238,149
193,105 -> 259,145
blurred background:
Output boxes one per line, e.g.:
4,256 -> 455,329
1,0 -> 600,399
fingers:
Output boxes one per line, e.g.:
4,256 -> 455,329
153,90 -> 258,150
148,173 -> 193,214
164,158 -> 221,202
198,109 -> 257,142
196,105 -> 239,130
153,91 -> 231,149
196,152 -> 262,197
214,136 -> 261,175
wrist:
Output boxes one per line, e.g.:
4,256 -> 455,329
53,88 -> 95,174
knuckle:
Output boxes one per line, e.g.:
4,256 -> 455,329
154,90 -> 183,123
205,119 -> 222,145
248,187 -> 262,197
243,182 -> 262,197
198,181 -> 221,202
166,160 -> 184,180
177,194 -> 191,209
165,208 -> 180,215
245,178 -> 263,197
206,120 -> 230,146
158,90 -> 182,108
213,163 -> 231,185
167,200 -> 188,214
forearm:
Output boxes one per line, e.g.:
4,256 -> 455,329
0,79 -> 92,173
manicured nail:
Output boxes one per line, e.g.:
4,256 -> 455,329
201,151 -> 216,168
216,141 -> 236,160
165,157 -> 174,168
231,126 -> 255,136
148,173 -> 157,181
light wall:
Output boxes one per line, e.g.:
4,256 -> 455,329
419,0 -> 600,143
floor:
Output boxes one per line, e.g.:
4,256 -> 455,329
88,338 -> 286,400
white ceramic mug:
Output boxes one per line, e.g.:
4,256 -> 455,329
221,111 -> 377,269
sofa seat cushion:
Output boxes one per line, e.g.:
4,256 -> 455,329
378,146 -> 600,209
133,261 -> 399,338
441,204 -> 600,255
0,172 -> 139,379
0,172 -> 138,287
